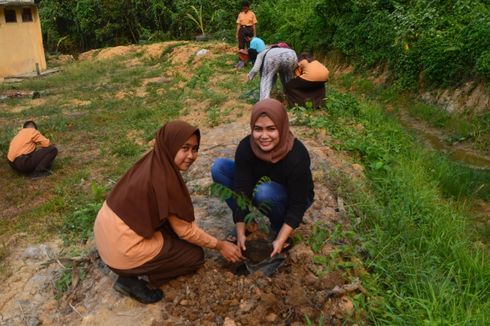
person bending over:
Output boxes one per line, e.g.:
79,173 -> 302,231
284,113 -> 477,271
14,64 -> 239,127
211,99 -> 314,257
94,121 -> 243,304
7,120 -> 58,179
248,47 -> 297,100
285,52 -> 330,109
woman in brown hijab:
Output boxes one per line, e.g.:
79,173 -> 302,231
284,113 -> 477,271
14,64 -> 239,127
211,99 -> 314,257
94,121 -> 243,304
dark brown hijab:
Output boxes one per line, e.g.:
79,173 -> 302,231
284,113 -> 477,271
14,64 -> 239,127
250,99 -> 295,163
107,121 -> 200,238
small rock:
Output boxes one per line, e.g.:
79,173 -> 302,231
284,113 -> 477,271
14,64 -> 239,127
351,163 -> 364,172
214,316 -> 224,325
239,301 -> 254,313
179,299 -> 189,305
287,284 -> 308,306
265,313 -> 277,322
26,316 -> 41,326
164,288 -> 179,302
196,49 -> 209,56
259,292 -> 277,306
289,243 -> 314,263
22,244 -> 50,260
304,273 -> 318,286
223,317 -> 237,326
337,296 -> 354,317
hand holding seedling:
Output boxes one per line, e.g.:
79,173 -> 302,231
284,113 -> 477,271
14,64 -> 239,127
236,222 -> 248,253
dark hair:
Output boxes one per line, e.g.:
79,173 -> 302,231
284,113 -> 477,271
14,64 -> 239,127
242,1 -> 250,8
23,120 -> 38,129
299,52 -> 314,62
243,29 -> 254,39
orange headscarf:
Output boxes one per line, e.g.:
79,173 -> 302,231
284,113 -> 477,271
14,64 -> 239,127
107,121 -> 200,238
250,99 -> 295,163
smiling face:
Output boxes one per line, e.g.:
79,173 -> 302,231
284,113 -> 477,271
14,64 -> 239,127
174,134 -> 199,171
252,114 -> 280,152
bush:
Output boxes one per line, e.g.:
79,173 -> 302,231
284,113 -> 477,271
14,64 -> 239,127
476,51 -> 490,79
39,0 -> 490,88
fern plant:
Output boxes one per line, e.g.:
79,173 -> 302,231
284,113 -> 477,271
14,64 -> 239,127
210,176 -> 272,232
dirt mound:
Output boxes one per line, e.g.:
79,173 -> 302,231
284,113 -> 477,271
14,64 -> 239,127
143,41 -> 186,59
48,54 -> 75,66
78,45 -> 137,61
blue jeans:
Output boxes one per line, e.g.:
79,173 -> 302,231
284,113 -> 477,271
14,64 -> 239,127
211,158 -> 288,233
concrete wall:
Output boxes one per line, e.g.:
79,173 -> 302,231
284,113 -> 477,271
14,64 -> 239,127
0,5 -> 46,78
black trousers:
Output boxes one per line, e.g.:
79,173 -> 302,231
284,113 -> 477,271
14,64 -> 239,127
238,26 -> 253,49
109,221 -> 204,287
9,145 -> 58,175
285,77 -> 326,109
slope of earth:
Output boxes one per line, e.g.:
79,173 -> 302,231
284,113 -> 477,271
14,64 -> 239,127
0,41 -> 367,325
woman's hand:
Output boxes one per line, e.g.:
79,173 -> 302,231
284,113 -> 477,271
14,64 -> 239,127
216,240 -> 244,263
270,224 -> 294,257
271,239 -> 286,257
236,222 -> 247,254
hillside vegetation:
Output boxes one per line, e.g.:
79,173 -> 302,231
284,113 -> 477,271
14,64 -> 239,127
40,0 -> 490,89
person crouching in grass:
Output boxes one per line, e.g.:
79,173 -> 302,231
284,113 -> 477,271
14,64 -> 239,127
7,120 -> 58,179
94,121 -> 244,304
285,52 -> 330,109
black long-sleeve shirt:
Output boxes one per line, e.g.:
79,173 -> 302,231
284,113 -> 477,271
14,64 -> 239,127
233,136 -> 314,229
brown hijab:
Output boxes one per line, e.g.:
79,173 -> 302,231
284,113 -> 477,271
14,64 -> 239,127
106,121 -> 200,238
250,99 -> 295,163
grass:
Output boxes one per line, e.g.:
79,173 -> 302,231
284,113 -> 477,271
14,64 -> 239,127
293,88 -> 490,324
331,73 -> 490,154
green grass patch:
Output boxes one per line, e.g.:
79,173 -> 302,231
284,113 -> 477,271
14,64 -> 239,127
294,87 -> 490,324
331,75 -> 490,154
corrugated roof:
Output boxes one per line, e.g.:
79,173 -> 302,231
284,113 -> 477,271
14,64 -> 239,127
0,0 -> 35,6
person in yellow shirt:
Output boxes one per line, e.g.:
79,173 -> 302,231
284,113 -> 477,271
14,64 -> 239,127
94,121 -> 244,304
7,120 -> 58,179
236,1 -> 257,50
285,52 -> 330,109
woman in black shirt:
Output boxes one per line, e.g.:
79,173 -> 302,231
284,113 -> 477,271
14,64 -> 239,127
211,99 -> 314,257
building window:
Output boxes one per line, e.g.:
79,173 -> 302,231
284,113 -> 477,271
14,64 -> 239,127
5,8 -> 17,23
22,8 -> 33,22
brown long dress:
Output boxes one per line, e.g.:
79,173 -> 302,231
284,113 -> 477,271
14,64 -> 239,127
94,121 -> 215,286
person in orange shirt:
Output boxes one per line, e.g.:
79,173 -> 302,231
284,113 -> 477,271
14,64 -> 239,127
94,121 -> 244,304
236,1 -> 257,50
7,120 -> 58,179
285,52 -> 330,109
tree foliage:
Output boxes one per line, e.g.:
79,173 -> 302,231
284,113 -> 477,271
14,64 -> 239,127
39,0 -> 490,88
